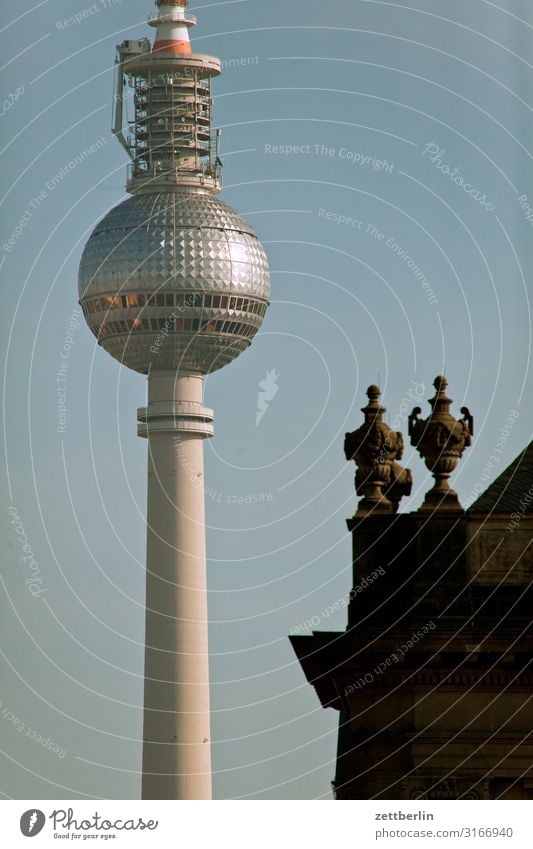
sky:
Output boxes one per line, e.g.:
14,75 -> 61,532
1,0 -> 532,800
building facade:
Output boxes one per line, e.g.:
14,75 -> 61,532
291,381 -> 533,800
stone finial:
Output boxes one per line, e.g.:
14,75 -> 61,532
409,375 -> 473,512
344,385 -> 412,517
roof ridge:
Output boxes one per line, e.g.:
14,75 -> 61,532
468,439 -> 533,514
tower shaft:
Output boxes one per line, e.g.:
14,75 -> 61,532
139,373 -> 213,799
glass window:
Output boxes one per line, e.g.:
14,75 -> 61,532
166,294 -> 174,307
156,294 -> 165,307
138,294 -> 146,307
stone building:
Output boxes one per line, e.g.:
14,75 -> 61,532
290,379 -> 533,799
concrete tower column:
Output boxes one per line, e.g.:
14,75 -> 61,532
138,371 -> 213,800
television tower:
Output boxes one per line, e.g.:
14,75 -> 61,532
78,0 -> 270,799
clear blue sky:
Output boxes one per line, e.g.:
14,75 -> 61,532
1,0 -> 532,799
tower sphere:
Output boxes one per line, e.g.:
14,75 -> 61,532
79,191 -> 270,374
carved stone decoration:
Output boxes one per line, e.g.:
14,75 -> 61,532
409,375 -> 473,512
403,776 -> 490,800
344,385 -> 412,516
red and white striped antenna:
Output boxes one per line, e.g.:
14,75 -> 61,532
149,0 -> 196,56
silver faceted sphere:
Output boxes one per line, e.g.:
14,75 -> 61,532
78,191 -> 270,374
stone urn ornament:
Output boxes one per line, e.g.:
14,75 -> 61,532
344,385 -> 412,517
409,375 -> 473,512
